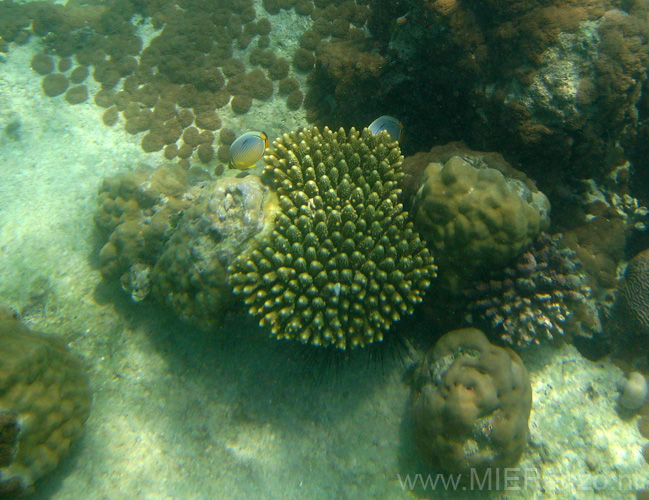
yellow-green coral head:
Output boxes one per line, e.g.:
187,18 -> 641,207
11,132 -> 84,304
228,126 -> 436,349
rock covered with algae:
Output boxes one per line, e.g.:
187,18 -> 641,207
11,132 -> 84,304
228,126 -> 437,349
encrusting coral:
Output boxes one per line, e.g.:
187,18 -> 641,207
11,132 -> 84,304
228,126 -> 437,349
0,307 -> 91,495
464,232 -> 600,347
410,327 -> 532,475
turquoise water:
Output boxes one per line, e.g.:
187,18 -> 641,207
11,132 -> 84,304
0,0 -> 648,498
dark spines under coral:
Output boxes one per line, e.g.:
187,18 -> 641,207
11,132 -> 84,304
228,126 -> 436,349
465,233 -> 592,347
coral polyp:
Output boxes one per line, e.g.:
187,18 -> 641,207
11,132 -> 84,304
228,126 -> 436,349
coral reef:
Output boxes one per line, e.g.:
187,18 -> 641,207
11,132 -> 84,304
464,233 -> 600,347
297,0 -> 649,206
0,0 -> 332,164
410,327 -> 531,475
0,307 -> 91,495
615,247 -> 649,337
228,126 -> 436,349
152,175 -> 279,330
409,148 -> 550,284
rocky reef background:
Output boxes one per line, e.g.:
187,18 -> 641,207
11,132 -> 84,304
0,0 -> 649,498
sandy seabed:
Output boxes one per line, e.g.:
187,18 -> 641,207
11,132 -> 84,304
0,33 -> 647,500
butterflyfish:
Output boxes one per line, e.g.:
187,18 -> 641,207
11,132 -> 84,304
229,131 -> 269,170
368,115 -> 404,142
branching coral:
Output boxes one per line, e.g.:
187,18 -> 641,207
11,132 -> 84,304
464,232 -> 600,346
228,126 -> 436,349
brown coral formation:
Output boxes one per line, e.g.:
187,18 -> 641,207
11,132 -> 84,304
409,147 -> 550,284
4,0 -> 317,162
0,307 -> 91,495
94,163 -> 192,285
410,328 -> 532,475
616,248 -> 649,337
95,164 -> 280,330
297,0 -> 649,201
306,36 -> 386,126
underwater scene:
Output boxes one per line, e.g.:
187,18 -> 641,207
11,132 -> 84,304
3,0 -> 649,498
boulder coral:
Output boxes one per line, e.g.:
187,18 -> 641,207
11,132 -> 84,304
152,175 -> 279,330
618,371 -> 648,411
410,153 -> 550,283
94,163 -> 192,289
95,164 -> 280,331
410,327 -> 532,475
0,307 -> 91,495
228,126 -> 436,349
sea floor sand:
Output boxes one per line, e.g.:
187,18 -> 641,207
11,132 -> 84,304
0,35 -> 646,500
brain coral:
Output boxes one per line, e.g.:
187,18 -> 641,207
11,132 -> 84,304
410,328 -> 532,475
411,154 -> 550,280
464,233 -> 600,347
152,175 -> 279,330
616,248 -> 649,336
0,307 -> 91,495
228,126 -> 436,349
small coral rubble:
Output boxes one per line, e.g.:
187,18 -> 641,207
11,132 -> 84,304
410,328 -> 532,475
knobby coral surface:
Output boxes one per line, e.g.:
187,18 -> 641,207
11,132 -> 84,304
411,153 -> 550,284
228,126 -> 437,349
410,327 -> 532,475
0,307 -> 91,495
95,163 -> 192,285
95,165 -> 278,330
152,175 -> 279,330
